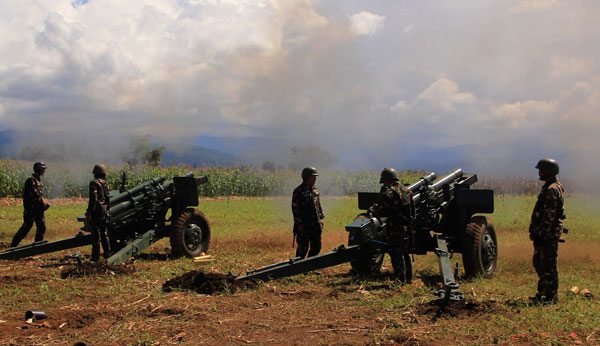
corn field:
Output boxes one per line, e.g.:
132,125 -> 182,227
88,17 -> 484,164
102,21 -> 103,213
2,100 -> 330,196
0,160 -> 565,198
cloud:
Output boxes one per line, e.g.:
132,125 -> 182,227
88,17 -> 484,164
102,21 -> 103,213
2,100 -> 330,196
416,77 -> 476,112
390,100 -> 408,113
490,100 -> 556,128
349,11 -> 385,36
0,1 -> 599,175
509,0 -> 560,14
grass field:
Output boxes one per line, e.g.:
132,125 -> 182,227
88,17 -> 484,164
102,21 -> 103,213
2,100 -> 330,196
1,195 -> 599,345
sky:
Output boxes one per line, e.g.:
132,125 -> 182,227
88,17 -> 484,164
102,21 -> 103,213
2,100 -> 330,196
0,0 -> 599,175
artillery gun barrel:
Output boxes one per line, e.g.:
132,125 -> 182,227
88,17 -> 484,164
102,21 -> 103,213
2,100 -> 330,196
411,170 -> 463,205
110,172 -> 199,219
430,169 -> 463,192
110,176 -> 167,205
408,172 -> 437,193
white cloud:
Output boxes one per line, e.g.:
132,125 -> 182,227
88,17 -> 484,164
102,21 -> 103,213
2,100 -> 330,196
551,56 -> 592,76
416,77 -> 476,112
390,100 -> 408,113
490,100 -> 556,128
1,1 -> 600,173
509,0 -> 560,14
349,11 -> 385,36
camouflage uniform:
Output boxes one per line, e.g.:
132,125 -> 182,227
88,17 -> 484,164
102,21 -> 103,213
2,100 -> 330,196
11,174 -> 46,247
87,178 -> 111,261
529,176 -> 565,303
292,183 -> 324,258
379,182 -> 415,282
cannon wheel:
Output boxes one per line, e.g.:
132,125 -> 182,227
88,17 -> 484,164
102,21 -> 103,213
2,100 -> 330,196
170,208 -> 211,258
349,214 -> 384,275
462,216 -> 497,278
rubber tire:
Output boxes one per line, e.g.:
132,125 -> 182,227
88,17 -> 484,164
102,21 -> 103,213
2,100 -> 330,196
170,208 -> 211,258
462,216 -> 497,278
349,214 -> 384,275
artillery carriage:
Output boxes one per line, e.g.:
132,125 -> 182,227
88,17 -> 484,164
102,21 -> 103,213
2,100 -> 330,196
0,173 -> 211,265
237,169 -> 496,299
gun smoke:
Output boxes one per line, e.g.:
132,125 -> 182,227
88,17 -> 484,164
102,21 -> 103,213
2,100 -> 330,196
0,1 -> 599,178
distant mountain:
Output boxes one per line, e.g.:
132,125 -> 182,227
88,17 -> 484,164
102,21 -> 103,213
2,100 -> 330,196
162,145 -> 241,167
0,129 -> 242,167
0,130 -> 16,158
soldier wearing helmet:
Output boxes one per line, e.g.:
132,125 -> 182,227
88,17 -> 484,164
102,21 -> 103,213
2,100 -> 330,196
374,168 -> 415,283
86,164 -> 111,262
11,162 -> 49,247
291,167 -> 325,258
529,158 -> 565,304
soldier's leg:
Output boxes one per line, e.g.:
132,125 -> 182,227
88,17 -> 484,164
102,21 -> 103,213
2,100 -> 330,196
90,227 -> 101,262
532,243 -> 543,296
295,232 -> 309,259
33,212 -> 46,242
11,213 -> 35,247
307,229 -> 322,257
99,223 -> 112,258
403,254 -> 413,283
541,241 -> 559,301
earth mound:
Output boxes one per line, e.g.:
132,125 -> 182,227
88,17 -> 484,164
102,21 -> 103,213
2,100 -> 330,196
60,262 -> 135,279
417,298 -> 503,318
162,270 -> 257,295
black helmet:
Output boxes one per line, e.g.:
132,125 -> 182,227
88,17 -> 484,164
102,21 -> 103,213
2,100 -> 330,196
93,164 -> 107,176
380,168 -> 399,183
301,167 -> 319,180
33,161 -> 47,173
535,158 -> 559,176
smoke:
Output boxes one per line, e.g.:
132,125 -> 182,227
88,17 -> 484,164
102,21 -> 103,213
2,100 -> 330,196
0,0 -> 599,177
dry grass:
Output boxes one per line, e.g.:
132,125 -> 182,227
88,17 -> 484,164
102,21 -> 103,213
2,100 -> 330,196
1,196 -> 599,345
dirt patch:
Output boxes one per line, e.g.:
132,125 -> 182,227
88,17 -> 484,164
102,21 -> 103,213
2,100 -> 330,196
71,313 -> 96,329
60,262 -> 135,279
0,275 -> 34,284
0,242 -> 9,250
416,298 -> 504,318
162,270 -> 258,295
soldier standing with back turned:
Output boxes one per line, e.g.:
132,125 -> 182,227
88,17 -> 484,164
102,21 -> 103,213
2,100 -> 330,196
376,168 -> 415,283
529,158 -> 565,304
86,164 -> 111,262
11,161 -> 49,247
292,167 -> 325,259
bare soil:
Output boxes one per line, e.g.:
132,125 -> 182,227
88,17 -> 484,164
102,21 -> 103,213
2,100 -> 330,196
59,262 -> 136,279
162,270 -> 258,295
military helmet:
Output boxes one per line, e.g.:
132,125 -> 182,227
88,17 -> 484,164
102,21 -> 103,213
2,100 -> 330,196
301,167 -> 319,180
380,167 -> 399,183
93,164 -> 107,176
535,158 -> 559,175
33,161 -> 47,173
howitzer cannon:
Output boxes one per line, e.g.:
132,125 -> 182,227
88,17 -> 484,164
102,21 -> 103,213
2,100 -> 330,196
0,173 -> 211,265
237,169 -> 496,300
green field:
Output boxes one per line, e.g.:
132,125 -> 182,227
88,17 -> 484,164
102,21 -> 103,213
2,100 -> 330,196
1,195 -> 599,345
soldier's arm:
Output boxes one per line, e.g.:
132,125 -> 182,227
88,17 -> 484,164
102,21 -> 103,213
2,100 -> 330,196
539,188 -> 560,233
23,179 -> 33,201
317,194 -> 324,220
291,189 -> 303,225
378,190 -> 395,217
87,181 -> 98,214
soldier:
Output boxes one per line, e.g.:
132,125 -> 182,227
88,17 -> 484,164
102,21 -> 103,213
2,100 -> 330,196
86,164 -> 111,262
11,161 -> 49,247
376,168 -> 415,283
292,167 -> 325,259
529,158 -> 565,304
